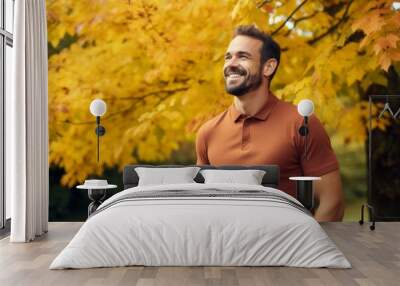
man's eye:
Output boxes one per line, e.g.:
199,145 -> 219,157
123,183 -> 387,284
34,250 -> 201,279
239,55 -> 248,59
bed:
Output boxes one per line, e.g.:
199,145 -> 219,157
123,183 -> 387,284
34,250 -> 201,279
50,165 -> 351,269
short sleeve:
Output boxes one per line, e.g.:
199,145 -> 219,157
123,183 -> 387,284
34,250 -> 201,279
196,126 -> 210,165
295,115 -> 339,176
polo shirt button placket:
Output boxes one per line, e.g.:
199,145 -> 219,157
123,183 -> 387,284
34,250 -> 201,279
242,118 -> 251,150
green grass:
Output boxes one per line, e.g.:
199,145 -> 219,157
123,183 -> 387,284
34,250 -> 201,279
333,140 -> 369,221
344,198 -> 367,221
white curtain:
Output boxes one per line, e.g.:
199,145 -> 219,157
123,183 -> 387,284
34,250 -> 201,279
7,0 -> 49,242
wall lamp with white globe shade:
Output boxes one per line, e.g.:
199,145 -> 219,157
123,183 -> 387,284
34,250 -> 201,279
292,99 -> 318,212
297,99 -> 314,160
89,99 -> 107,162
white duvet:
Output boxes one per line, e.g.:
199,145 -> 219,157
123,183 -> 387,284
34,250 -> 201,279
50,183 -> 351,269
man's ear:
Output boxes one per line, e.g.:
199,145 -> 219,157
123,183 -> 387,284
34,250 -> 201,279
262,58 -> 278,78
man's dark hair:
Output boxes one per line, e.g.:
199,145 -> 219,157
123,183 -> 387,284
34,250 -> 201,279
234,25 -> 281,83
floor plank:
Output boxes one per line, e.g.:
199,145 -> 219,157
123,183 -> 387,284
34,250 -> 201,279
0,222 -> 399,286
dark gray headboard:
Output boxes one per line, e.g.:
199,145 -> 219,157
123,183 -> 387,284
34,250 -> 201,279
123,165 -> 280,189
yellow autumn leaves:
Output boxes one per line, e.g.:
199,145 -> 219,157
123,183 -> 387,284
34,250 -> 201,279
47,0 -> 400,186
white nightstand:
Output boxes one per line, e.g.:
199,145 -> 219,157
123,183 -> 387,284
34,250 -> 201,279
77,183 -> 117,217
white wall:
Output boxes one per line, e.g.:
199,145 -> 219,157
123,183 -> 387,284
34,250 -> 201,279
5,43 -> 13,220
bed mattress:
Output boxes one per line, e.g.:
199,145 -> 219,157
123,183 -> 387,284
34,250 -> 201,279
50,183 -> 351,269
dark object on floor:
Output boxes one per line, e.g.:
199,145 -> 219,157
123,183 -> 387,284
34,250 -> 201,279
361,95 -> 400,230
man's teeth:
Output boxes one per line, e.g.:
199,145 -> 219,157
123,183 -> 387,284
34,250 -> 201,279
228,74 -> 243,79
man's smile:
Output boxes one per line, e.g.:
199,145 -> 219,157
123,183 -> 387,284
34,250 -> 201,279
225,67 -> 247,82
227,74 -> 244,81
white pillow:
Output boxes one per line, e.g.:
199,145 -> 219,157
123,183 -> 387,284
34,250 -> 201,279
135,167 -> 201,186
200,169 -> 266,185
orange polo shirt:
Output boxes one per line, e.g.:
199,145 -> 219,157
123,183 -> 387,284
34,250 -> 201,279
195,93 -> 339,198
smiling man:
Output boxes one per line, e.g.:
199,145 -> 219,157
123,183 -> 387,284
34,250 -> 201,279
196,25 -> 344,222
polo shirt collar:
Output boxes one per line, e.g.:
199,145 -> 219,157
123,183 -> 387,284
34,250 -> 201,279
230,92 -> 279,123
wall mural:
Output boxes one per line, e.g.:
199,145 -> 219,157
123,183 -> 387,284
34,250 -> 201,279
46,0 -> 400,221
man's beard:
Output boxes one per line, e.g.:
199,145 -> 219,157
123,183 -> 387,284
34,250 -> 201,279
224,66 -> 263,97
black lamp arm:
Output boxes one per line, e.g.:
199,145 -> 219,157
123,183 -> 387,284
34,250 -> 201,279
94,116 -> 106,162
298,116 -> 309,160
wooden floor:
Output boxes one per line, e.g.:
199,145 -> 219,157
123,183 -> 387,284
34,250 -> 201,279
0,222 -> 399,286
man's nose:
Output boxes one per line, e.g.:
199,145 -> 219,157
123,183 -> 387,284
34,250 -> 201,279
225,60 -> 241,72
226,56 -> 239,66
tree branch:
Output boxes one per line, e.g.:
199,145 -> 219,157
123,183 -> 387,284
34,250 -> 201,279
256,0 -> 271,9
307,0 -> 353,45
103,86 -> 189,101
56,86 -> 190,125
284,10 -> 319,36
271,0 -> 309,36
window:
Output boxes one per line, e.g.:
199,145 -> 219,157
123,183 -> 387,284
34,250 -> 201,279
1,0 -> 14,230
